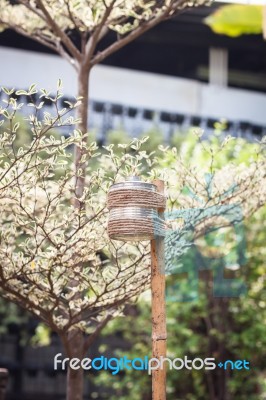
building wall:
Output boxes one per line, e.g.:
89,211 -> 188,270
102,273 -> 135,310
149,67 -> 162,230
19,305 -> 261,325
1,46 -> 266,127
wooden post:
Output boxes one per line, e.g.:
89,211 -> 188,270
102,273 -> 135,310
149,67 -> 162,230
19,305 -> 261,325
0,369 -> 9,400
151,180 -> 166,400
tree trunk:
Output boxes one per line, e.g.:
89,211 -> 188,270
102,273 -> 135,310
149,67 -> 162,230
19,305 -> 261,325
0,369 -> 9,400
74,63 -> 91,203
66,331 -> 85,400
66,63 -> 91,400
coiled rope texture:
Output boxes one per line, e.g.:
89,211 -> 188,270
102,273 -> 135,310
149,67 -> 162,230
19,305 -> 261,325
107,188 -> 166,241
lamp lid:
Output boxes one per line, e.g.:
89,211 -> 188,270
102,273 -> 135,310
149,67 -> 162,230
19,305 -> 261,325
109,176 -> 157,192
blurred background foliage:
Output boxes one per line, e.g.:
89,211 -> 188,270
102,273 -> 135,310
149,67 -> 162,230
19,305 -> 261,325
91,127 -> 266,400
0,118 -> 265,399
93,205 -> 266,400
205,5 -> 263,37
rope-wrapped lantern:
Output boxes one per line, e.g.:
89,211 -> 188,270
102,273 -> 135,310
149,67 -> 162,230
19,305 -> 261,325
107,176 -> 166,241
108,176 -> 168,400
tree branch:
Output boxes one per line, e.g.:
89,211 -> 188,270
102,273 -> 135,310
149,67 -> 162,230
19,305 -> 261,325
83,314 -> 113,353
0,18 -> 58,53
90,0 -> 187,66
35,0 -> 82,61
84,0 -> 116,67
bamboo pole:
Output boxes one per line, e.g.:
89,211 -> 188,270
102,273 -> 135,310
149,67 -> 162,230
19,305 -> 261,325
151,180 -> 166,400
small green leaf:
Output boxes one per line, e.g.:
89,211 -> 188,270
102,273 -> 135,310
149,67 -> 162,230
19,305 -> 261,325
57,78 -> 63,89
2,87 -> 15,96
12,122 -> 20,133
28,84 -> 37,95
15,89 -> 28,96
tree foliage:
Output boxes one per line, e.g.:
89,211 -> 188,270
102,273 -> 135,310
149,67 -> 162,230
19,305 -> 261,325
0,86 -> 153,349
0,0 -> 209,70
